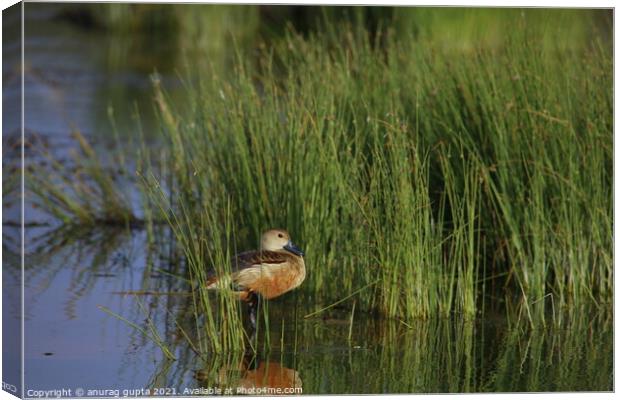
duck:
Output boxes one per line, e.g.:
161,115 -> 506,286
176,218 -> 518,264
206,229 -> 306,328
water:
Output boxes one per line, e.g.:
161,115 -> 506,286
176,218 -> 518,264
8,224 -> 615,393
3,3 -> 613,396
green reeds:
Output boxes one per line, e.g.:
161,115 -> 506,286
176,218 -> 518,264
136,9 -> 611,330
30,8 -> 611,339
140,150 -> 248,354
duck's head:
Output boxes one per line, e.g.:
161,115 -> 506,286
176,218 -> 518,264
261,229 -> 304,257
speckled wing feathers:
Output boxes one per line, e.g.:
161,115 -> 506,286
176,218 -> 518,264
232,250 -> 290,270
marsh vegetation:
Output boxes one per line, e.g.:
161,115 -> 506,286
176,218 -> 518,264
11,4 -> 613,393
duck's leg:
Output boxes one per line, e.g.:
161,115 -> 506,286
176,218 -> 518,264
247,291 -> 261,331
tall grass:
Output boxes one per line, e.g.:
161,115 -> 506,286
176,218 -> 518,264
136,9 -> 611,332
140,170 -> 248,354
27,7 -> 612,349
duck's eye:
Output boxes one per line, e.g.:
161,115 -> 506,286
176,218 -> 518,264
278,233 -> 283,238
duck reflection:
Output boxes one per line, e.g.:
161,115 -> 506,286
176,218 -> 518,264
195,353 -> 302,395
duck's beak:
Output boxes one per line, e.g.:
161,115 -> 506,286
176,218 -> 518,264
284,240 -> 304,257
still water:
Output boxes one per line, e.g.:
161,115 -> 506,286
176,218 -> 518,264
3,3 -> 613,395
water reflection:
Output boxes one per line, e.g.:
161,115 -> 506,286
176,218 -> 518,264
194,354 -> 302,395
9,218 -> 614,394
11,218 -> 614,394
22,226 -> 135,319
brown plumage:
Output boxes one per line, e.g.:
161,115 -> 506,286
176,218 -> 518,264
206,229 -> 306,301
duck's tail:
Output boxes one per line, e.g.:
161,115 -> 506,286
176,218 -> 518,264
202,275 -> 250,301
205,276 -> 220,290
204,274 -> 232,290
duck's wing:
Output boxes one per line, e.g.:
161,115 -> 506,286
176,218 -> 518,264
206,250 -> 290,292
232,250 -> 301,297
232,250 -> 289,270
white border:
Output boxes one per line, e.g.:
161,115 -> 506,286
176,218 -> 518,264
0,2 -> 615,400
